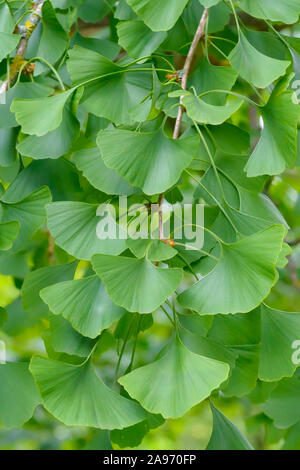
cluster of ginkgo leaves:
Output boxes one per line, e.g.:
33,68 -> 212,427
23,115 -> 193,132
0,0 -> 300,451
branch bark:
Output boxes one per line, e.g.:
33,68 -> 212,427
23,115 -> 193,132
158,8 -> 209,239
0,0 -> 45,95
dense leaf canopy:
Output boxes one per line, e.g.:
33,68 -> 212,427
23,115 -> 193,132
0,0 -> 300,451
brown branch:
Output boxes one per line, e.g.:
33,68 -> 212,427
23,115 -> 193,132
0,0 -> 45,95
158,8 -> 209,239
173,8 -> 209,140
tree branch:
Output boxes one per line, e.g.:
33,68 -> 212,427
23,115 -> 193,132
0,0 -> 45,95
158,8 -> 209,239
173,8 -> 209,140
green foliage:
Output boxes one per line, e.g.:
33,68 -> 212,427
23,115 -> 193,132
0,0 -> 300,451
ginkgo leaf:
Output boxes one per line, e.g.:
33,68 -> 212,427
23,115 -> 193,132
17,104 -> 80,159
228,32 -> 290,89
40,275 -> 125,338
11,90 -> 74,136
178,225 -> 285,315
73,147 -> 137,195
67,46 -> 152,124
0,221 -> 19,250
259,305 -> 300,381
46,315 -> 97,357
117,19 -> 167,59
199,0 -> 221,6
0,363 -> 41,428
262,376 -> 300,429
0,3 -> 15,33
119,335 -> 229,418
239,0 -> 300,24
127,0 -> 190,31
92,254 -> 183,313
0,32 -> 20,62
97,128 -> 198,195
30,356 -> 146,429
245,80 -> 300,177
22,262 -> 77,319
206,403 -> 253,450
182,94 -> 243,125
36,0 -> 68,67
1,186 -> 52,252
188,59 -> 238,106
46,202 -> 126,260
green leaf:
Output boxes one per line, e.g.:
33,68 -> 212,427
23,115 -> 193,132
238,0 -> 300,24
199,0 -> 221,6
30,356 -> 146,429
0,221 -> 20,250
0,307 -> 7,328
40,275 -> 125,338
178,225 -> 285,315
127,0 -> 190,31
228,32 -> 290,89
0,32 -> 20,62
73,147 -> 137,195
97,128 -> 198,195
22,262 -> 77,319
92,254 -> 182,313
0,363 -> 41,428
46,315 -> 97,357
11,90 -> 74,136
0,3 -> 15,33
245,80 -> 300,177
259,304 -> 300,382
182,93 -> 243,125
262,376 -> 300,429
46,201 -> 126,260
17,102 -> 80,159
117,19 -> 167,59
189,59 -> 238,106
119,335 -> 229,418
1,186 -> 52,252
0,128 -> 17,166
67,46 -> 152,124
37,1 -> 68,67
206,403 -> 253,450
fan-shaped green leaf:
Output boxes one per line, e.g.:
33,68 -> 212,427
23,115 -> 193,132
259,305 -> 300,381
97,128 -> 198,195
239,0 -> 300,24
119,336 -> 229,418
228,32 -> 290,88
11,90 -> 74,136
0,363 -> 41,428
245,81 -> 300,177
1,187 -> 52,252
30,356 -> 146,429
40,275 -> 125,338
73,147 -> 137,195
127,0 -> 190,31
206,403 -> 253,450
0,32 -> 20,62
182,94 -> 243,125
67,46 -> 152,124
178,225 -> 285,315
46,202 -> 126,260
0,221 -> 19,250
117,19 -> 167,59
262,376 -> 300,428
22,262 -> 77,318
92,254 -> 182,313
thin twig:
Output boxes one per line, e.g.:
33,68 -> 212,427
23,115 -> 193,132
0,0 -> 45,95
173,8 -> 209,140
158,8 -> 209,239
